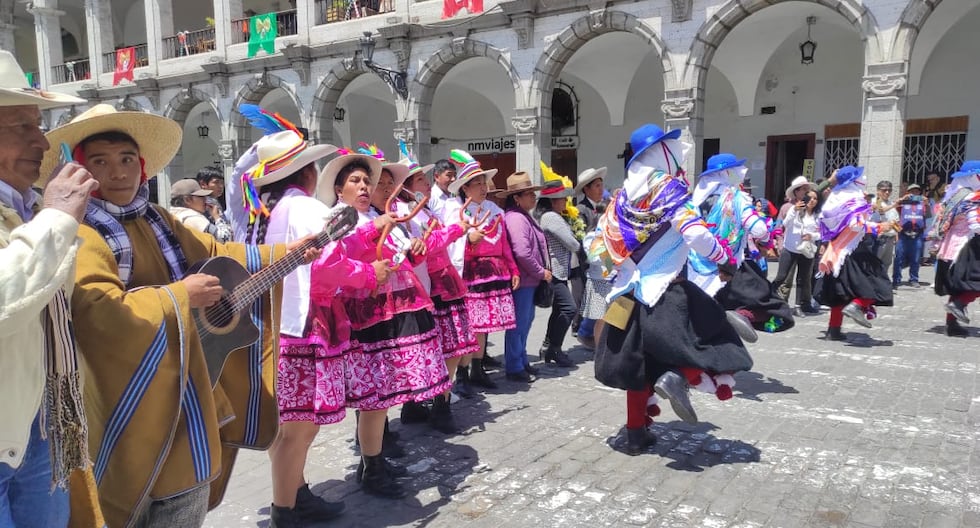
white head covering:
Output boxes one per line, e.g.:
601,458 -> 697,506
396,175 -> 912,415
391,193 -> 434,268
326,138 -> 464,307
691,167 -> 749,207
624,139 -> 692,201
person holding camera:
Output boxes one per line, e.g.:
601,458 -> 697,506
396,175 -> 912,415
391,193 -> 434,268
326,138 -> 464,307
871,181 -> 900,281
893,183 -> 931,288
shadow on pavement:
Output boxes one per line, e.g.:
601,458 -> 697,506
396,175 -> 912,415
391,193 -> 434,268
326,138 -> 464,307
602,422 -> 761,473
732,371 -> 799,402
842,332 -> 894,348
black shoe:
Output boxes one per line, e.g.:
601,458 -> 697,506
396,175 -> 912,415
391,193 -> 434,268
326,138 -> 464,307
428,394 -> 459,434
826,327 -> 846,341
946,320 -> 969,337
945,301 -> 970,324
482,353 -> 502,369
653,371 -> 698,424
453,366 -> 477,398
360,455 -> 407,499
624,427 -> 656,456
294,483 -> 345,521
468,359 -> 497,389
543,347 -> 574,367
505,370 -> 535,383
269,505 -> 302,528
400,401 -> 430,424
842,302 -> 872,328
356,456 -> 407,483
800,305 -> 821,315
381,430 -> 405,459
524,364 -> 540,376
725,310 -> 759,343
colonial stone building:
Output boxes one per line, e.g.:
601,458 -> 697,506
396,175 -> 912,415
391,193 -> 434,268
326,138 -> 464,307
3,0 -> 976,203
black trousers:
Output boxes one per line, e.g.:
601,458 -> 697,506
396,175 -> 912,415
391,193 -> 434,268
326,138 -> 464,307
546,279 -> 578,349
772,250 -> 814,306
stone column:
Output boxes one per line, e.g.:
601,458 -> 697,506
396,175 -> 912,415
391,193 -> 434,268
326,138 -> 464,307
84,0 -> 114,83
28,0 -> 63,88
295,0 -> 312,45
213,0 -> 244,56
858,63 -> 908,191
393,121 -> 419,160
144,0 -> 175,75
661,90 -> 700,179
512,108 -> 540,181
218,139 -> 237,181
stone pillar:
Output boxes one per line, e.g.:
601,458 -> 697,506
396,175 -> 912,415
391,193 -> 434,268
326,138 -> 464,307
0,22 -> 16,56
512,108 -> 540,181
393,121 -> 419,160
661,90 -> 700,179
144,0 -> 175,75
295,0 -> 312,45
28,0 -> 64,88
858,63 -> 908,191
84,0 -> 114,83
213,0 -> 244,56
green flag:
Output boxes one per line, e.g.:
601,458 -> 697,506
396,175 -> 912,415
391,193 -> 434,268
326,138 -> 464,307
25,71 -> 35,88
247,13 -> 277,57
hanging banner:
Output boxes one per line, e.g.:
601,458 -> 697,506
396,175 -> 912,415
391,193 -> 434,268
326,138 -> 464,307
112,47 -> 136,86
25,71 -> 35,88
442,0 -> 484,19
458,135 -> 579,154
247,13 -> 277,58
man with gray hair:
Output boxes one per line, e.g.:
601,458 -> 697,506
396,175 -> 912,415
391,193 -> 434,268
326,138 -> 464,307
0,50 -> 99,526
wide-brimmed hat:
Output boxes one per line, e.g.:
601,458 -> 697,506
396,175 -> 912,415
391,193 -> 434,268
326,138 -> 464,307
0,51 -> 86,110
700,153 -> 746,178
784,175 -> 811,200
497,171 -> 543,197
42,104 -> 182,186
538,180 -> 574,199
447,149 -> 497,195
907,183 -> 922,192
834,166 -> 865,188
171,178 -> 212,197
951,160 -> 980,179
244,131 -> 338,188
574,167 -> 607,194
628,124 -> 682,167
316,150 -> 384,207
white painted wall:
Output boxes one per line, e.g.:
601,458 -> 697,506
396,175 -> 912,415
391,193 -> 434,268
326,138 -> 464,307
179,103 -> 223,176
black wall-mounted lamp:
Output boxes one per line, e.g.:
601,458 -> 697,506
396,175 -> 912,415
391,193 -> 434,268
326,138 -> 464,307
358,31 -> 408,100
800,16 -> 817,65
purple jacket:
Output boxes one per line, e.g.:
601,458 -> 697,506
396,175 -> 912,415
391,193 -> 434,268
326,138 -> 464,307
504,207 -> 548,289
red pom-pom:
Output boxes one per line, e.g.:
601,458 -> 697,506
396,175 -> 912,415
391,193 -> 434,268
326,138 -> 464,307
646,404 -> 661,418
716,385 -> 733,401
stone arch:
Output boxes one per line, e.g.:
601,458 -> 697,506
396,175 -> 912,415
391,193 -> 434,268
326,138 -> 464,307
892,0 -> 941,64
162,88 -> 222,188
685,0 -> 883,95
229,72 -> 304,155
411,37 -> 526,152
310,60 -> 370,146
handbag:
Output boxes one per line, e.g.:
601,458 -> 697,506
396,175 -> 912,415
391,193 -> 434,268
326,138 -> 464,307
796,238 -> 818,259
533,231 -> 554,308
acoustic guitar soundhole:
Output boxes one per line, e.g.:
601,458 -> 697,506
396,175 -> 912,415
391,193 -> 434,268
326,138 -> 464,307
204,296 -> 236,330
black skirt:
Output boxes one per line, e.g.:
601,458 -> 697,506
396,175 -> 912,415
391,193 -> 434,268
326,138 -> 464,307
815,235 -> 894,307
936,236 -> 980,296
714,260 -> 795,332
594,281 -> 754,392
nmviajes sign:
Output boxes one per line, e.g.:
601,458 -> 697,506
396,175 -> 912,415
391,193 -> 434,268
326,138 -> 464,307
461,135 -> 580,154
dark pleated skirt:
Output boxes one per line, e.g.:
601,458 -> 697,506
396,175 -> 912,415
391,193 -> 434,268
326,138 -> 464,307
714,260 -> 795,332
936,236 -> 980,296
815,236 -> 894,307
594,280 -> 754,392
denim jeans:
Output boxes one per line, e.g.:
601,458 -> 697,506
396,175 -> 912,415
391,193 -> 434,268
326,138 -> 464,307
0,414 -> 70,528
894,233 -> 924,284
504,286 -> 536,375
545,280 -> 578,349
577,318 -> 596,338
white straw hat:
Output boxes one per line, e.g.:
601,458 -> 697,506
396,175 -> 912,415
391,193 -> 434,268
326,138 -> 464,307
0,50 -> 86,110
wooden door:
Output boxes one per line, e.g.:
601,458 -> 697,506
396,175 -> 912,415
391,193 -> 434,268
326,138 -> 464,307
765,133 -> 815,204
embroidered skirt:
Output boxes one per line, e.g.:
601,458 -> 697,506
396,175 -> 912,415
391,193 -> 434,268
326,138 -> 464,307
595,281 -> 753,392
815,236 -> 893,307
346,309 -> 452,411
463,256 -> 517,333
432,294 -> 479,359
581,277 -> 611,320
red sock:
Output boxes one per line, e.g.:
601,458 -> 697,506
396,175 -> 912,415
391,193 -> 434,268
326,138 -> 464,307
954,292 -> 980,305
853,298 -> 873,309
947,313 -> 957,323
626,386 -> 652,429
677,367 -> 704,386
829,306 -> 844,328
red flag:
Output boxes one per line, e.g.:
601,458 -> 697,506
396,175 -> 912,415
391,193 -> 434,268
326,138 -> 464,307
442,0 -> 482,19
112,47 -> 135,86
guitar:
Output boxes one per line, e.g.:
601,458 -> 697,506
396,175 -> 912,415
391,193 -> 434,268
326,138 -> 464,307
189,204 -> 358,386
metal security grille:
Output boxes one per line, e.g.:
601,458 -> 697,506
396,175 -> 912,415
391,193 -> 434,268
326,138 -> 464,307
823,137 -> 859,178
902,133 -> 967,185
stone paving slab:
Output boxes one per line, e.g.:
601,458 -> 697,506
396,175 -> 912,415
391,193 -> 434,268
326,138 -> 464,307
205,267 -> 980,527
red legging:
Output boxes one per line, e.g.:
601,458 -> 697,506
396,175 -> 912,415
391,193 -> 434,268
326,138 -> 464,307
626,386 -> 653,429
829,298 -> 873,327
947,292 -> 980,322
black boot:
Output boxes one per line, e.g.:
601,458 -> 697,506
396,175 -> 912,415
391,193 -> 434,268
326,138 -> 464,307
383,416 -> 400,441
468,358 -> 497,389
543,346 -> 574,367
452,365 -> 476,398
269,505 -> 302,528
826,326 -> 846,341
400,401 -> 430,424
428,394 -> 459,434
356,456 -> 407,483
293,483 -> 345,521
624,427 -> 656,456
947,319 -> 969,337
360,454 -> 407,498
381,428 -> 405,458
482,352 -> 502,369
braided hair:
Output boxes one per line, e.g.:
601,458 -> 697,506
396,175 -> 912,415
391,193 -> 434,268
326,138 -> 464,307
246,163 -> 314,244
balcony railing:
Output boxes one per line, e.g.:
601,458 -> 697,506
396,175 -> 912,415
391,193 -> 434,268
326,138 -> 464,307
25,70 -> 40,88
102,44 -> 149,74
162,27 -> 217,59
314,0 -> 393,25
231,9 -> 298,45
50,60 -> 92,85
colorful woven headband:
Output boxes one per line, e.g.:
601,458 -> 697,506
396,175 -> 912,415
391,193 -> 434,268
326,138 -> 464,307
449,149 -> 484,181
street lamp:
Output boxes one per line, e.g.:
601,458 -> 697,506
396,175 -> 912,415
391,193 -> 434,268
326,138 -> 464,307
800,16 -> 817,65
334,106 -> 346,121
197,115 -> 209,138
358,31 -> 409,100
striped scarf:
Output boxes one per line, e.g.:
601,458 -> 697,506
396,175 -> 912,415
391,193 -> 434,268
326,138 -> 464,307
42,289 -> 90,489
84,185 -> 188,287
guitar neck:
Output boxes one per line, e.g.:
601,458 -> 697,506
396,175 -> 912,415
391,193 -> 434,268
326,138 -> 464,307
230,229 -> 336,311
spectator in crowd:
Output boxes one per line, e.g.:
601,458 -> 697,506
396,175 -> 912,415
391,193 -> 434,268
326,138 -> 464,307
195,165 -> 226,207
170,178 -> 233,242
923,171 -> 946,266
871,180 -> 900,281
535,179 -> 580,368
893,183 -> 931,288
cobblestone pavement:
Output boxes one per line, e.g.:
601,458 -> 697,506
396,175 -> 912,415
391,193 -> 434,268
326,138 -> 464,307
205,267 -> 980,528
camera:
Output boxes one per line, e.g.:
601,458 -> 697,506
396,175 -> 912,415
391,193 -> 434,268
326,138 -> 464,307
801,195 -> 812,205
